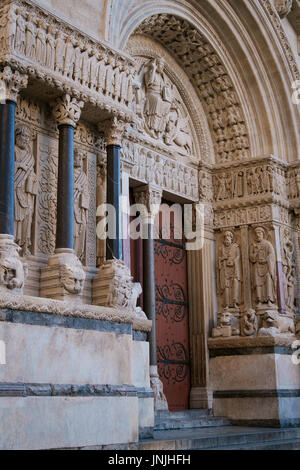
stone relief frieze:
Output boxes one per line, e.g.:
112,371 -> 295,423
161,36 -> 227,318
213,161 -> 288,207
0,0 -> 136,121
214,204 -> 274,229
121,139 -> 199,201
135,14 -> 251,163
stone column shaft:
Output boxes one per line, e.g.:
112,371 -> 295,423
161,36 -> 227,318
143,221 -> 157,366
106,143 -> 122,260
0,100 -> 16,235
56,124 -> 75,250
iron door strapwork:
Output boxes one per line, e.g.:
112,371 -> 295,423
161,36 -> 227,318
154,203 -> 191,411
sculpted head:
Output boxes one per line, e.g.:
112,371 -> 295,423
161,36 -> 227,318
254,227 -> 265,242
60,264 -> 85,295
220,311 -> 232,326
74,148 -> 84,168
15,126 -> 31,150
156,58 -> 165,73
223,231 -> 234,247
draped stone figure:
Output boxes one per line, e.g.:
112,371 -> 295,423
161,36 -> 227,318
250,227 -> 277,307
15,126 -> 38,256
143,58 -> 173,139
74,149 -> 89,262
217,230 -> 242,309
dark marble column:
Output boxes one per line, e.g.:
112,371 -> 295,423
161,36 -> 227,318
106,143 -> 122,260
51,94 -> 84,252
0,100 -> 16,235
143,221 -> 157,366
56,124 -> 75,250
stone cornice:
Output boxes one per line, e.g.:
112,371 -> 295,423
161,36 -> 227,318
0,291 -> 152,332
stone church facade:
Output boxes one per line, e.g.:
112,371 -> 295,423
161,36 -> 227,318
0,0 -> 299,449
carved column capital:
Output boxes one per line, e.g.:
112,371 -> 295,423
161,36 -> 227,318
0,66 -> 28,103
52,94 -> 84,127
134,184 -> 163,224
99,117 -> 127,146
274,0 -> 293,18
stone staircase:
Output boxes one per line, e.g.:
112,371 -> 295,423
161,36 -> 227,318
139,410 -> 300,450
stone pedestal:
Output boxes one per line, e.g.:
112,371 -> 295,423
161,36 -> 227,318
40,249 -> 86,302
209,336 -> 300,427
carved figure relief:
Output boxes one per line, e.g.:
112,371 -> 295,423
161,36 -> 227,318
74,148 -> 89,262
217,231 -> 242,310
14,125 -> 38,256
134,57 -> 195,157
250,227 -> 277,309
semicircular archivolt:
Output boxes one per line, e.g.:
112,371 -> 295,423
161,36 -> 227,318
134,14 -> 251,165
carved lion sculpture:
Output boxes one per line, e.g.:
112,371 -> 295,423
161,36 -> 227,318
0,240 -> 27,292
258,311 -> 295,337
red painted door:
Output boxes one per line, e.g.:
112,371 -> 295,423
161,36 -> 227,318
154,202 -> 191,411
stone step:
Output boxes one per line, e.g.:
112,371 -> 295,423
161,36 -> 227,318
139,426 -> 300,450
156,410 -> 212,420
154,416 -> 231,431
207,439 -> 300,450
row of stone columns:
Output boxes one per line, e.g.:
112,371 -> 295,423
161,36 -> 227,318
0,76 -> 167,409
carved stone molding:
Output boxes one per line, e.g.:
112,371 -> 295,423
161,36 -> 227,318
0,290 -> 152,332
0,66 -> 28,102
52,94 -> 84,127
274,0 -> 293,18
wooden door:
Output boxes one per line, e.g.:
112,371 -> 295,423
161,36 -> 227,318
154,202 -> 191,411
